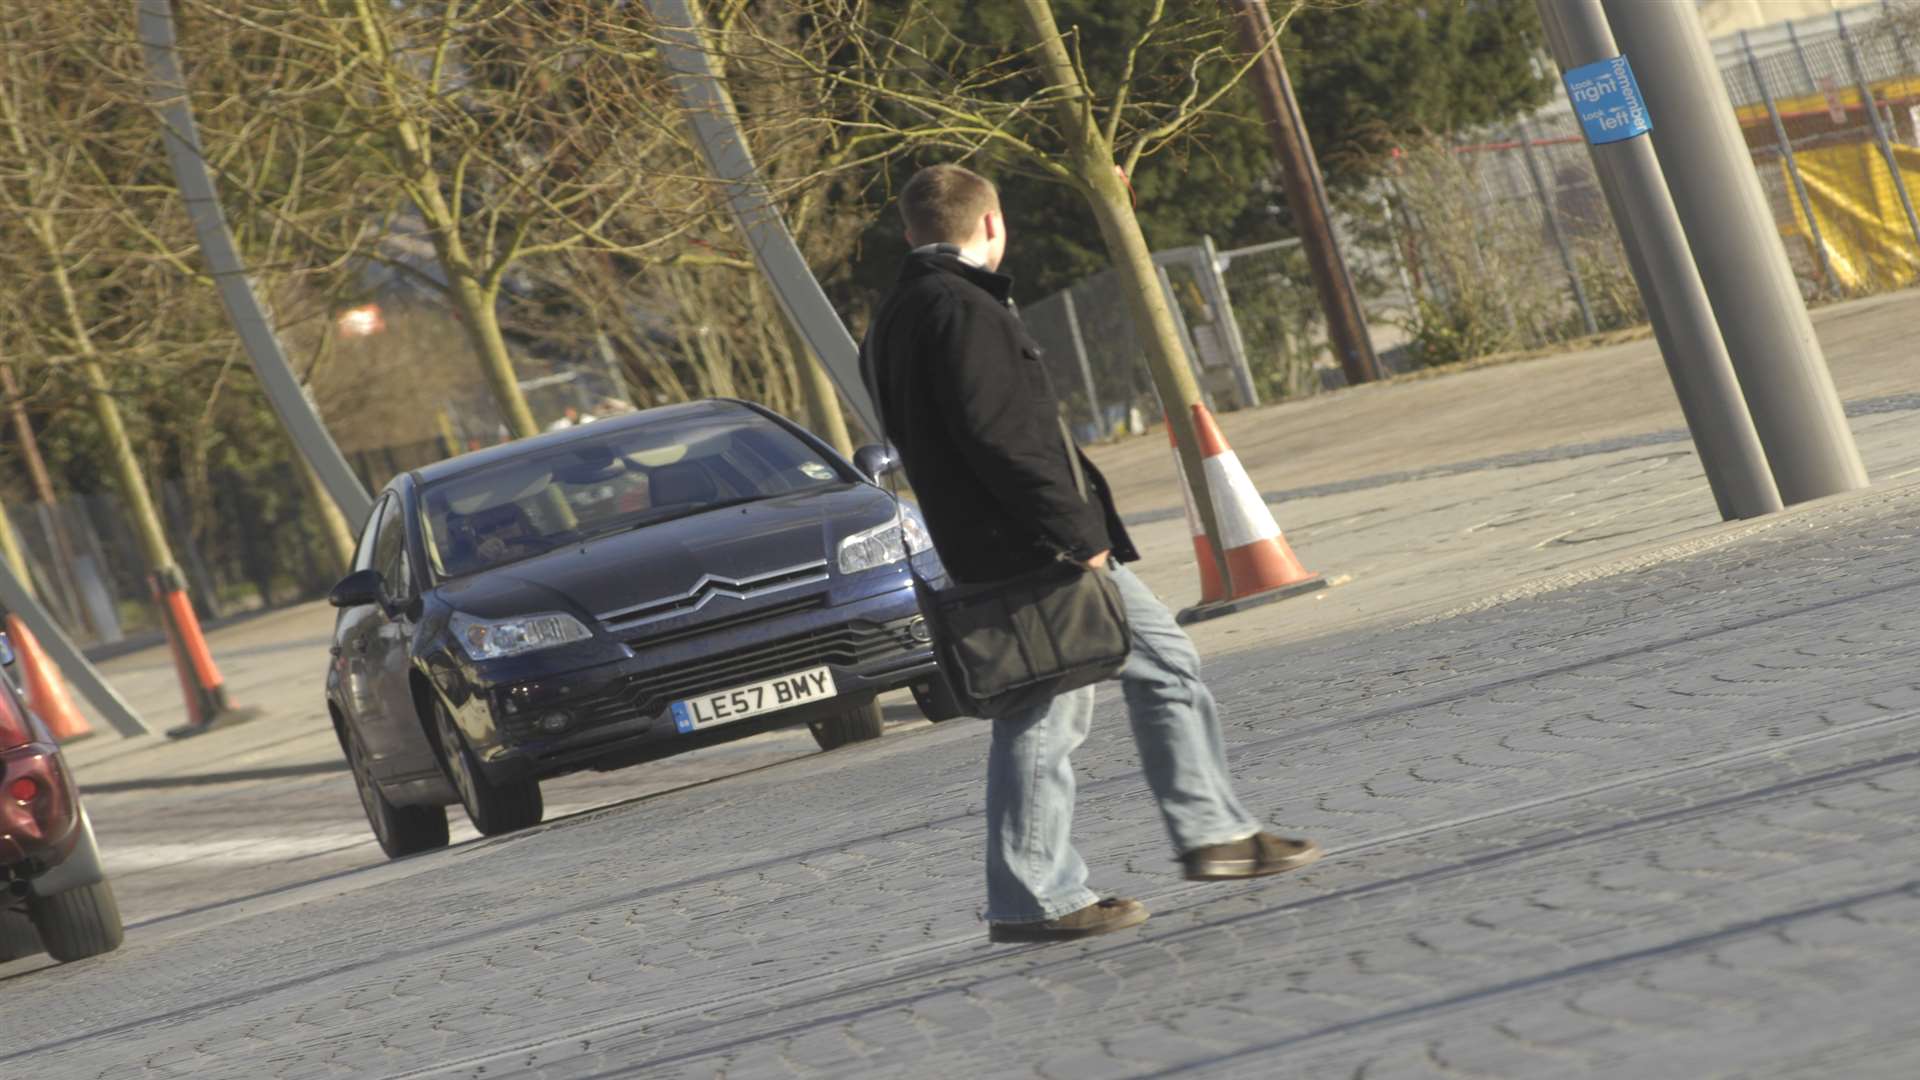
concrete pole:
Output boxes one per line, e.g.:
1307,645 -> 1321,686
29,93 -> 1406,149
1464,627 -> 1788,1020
647,0 -> 881,437
137,0 -> 374,530
1602,0 -> 1868,504
1225,0 -> 1383,385
1537,0 -> 1781,521
1745,33 -> 1837,297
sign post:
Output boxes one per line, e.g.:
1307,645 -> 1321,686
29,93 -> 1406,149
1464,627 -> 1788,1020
1536,0 -> 1780,520
1602,0 -> 1866,505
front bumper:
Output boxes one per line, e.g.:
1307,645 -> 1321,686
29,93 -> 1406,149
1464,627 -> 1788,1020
471,584 -> 939,779
1,742 -> 81,873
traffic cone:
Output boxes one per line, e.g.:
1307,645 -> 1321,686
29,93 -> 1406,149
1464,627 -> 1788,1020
151,568 -> 252,739
1171,404 -> 1329,626
3,614 -> 93,743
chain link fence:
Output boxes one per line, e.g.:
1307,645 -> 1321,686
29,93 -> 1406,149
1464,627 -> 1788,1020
5,464 -> 345,648
1390,6 -> 1920,370
1021,245 -> 1262,444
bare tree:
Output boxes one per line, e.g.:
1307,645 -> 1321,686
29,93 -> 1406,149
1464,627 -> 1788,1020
0,3 -> 192,587
191,0 -> 721,440
697,0 -> 1313,577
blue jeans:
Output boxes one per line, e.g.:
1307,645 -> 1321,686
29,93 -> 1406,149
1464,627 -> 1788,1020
984,563 -> 1260,923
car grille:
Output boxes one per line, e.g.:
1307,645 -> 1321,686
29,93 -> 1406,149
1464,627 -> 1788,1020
596,562 -> 831,635
622,596 -> 820,652
574,616 -> 927,730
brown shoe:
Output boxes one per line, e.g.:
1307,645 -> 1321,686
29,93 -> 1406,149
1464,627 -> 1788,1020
1182,832 -> 1323,881
988,897 -> 1150,943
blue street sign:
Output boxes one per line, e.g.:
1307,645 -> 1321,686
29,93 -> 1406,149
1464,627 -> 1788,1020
1564,56 -> 1653,145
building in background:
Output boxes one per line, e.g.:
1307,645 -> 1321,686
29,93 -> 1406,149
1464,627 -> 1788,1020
1699,0 -> 1878,39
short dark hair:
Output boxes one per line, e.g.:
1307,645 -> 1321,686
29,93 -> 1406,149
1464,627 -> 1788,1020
899,164 -> 999,245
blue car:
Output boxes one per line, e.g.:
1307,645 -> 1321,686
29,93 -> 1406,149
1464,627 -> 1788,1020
323,400 -> 957,857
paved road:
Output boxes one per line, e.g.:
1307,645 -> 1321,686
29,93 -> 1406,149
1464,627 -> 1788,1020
7,289 -> 1920,1076
8,474 -> 1920,1077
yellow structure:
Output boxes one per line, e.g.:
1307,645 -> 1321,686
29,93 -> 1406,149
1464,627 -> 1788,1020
1778,141 -> 1920,291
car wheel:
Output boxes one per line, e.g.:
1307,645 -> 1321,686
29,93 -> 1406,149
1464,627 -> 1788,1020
28,879 -> 123,963
346,726 -> 449,859
434,699 -> 543,837
809,700 -> 885,751
0,906 -> 42,962
911,676 -> 969,723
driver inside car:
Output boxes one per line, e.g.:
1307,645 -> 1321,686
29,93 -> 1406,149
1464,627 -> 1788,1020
454,502 -> 544,570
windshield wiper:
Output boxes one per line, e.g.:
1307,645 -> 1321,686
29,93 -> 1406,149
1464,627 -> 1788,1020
575,494 -> 774,543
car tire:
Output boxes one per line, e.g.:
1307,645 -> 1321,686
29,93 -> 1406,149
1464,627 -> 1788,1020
911,676 -> 969,723
0,907 -> 42,962
435,699 -> 543,837
809,700 -> 885,751
347,726 -> 450,859
28,879 -> 123,963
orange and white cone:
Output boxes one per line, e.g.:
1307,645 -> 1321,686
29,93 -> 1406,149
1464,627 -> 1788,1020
3,614 -> 93,743
1169,404 -> 1327,624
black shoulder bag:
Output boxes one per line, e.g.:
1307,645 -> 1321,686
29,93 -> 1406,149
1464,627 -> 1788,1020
894,418 -> 1132,719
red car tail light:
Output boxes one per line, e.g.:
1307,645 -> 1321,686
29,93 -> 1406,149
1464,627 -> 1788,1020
0,746 -> 77,861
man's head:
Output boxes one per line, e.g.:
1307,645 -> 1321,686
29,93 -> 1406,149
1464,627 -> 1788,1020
899,164 -> 1005,270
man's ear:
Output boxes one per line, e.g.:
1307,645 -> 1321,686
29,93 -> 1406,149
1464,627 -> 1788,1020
982,210 -> 1001,242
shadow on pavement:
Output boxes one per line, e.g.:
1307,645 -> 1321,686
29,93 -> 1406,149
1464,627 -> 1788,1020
82,760 -> 347,794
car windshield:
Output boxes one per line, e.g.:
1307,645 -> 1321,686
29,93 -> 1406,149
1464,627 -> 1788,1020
419,410 -> 847,579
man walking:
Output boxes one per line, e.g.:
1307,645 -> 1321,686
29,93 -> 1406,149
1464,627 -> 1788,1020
864,164 -> 1322,943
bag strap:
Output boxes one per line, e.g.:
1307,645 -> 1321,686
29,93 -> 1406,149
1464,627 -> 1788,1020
1058,416 -> 1089,502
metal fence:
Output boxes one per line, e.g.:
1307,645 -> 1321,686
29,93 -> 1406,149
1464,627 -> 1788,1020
1021,243 -> 1261,444
4,464 -> 345,647
1380,6 -> 1920,372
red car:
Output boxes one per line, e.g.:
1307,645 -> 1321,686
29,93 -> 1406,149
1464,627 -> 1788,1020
0,630 -> 122,964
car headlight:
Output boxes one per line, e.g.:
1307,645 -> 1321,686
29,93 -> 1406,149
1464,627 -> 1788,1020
449,611 -> 592,661
837,505 -> 934,575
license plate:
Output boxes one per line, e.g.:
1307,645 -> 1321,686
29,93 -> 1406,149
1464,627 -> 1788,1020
670,666 -> 838,733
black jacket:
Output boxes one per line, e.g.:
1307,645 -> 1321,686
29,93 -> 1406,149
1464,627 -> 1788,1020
862,250 -> 1138,584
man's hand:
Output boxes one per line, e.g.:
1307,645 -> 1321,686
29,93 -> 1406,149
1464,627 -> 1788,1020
1083,550 -> 1110,570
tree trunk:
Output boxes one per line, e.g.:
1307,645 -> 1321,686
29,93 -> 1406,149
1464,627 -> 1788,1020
1013,0 -> 1231,588
0,498 -> 28,587
39,247 -> 179,577
449,274 -> 541,439
296,453 -> 357,574
0,354 -> 91,632
790,321 -> 853,455
79,359 -> 178,576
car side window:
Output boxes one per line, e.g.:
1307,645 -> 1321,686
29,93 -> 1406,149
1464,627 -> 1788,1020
352,496 -> 391,573
371,498 -> 411,605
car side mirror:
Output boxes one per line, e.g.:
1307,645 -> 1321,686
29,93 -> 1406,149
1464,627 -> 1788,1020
328,568 -> 386,609
853,444 -> 900,482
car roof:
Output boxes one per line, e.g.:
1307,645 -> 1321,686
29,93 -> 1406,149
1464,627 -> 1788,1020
408,399 -> 762,488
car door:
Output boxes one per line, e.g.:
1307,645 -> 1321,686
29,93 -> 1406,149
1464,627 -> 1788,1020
361,487 -> 436,779
334,495 -> 392,751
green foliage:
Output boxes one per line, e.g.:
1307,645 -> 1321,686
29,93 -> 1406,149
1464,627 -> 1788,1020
838,0 -> 1284,304
845,0 -> 1552,309
1285,0 -> 1555,190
